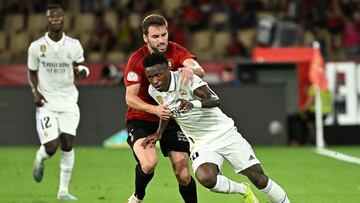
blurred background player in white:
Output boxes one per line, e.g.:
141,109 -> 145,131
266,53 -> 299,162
142,52 -> 290,203
27,4 -> 89,201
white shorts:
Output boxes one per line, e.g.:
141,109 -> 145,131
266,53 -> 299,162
35,105 -> 80,144
190,128 -> 260,174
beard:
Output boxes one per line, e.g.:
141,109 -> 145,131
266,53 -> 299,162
150,42 -> 168,53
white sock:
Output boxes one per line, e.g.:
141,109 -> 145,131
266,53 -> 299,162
261,179 -> 290,203
59,149 -> 75,193
36,145 -> 50,162
210,175 -> 247,194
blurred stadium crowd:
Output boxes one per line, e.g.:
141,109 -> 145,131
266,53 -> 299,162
0,0 -> 359,63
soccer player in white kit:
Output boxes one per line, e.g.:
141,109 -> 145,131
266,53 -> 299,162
27,4 -> 89,201
142,52 -> 290,203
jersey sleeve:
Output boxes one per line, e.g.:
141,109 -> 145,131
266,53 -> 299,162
124,54 -> 143,86
174,43 -> 196,64
191,74 -> 207,92
27,43 -> 39,71
74,40 -> 85,63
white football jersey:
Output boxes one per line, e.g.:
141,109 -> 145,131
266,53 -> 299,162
28,32 -> 85,111
148,71 -> 235,149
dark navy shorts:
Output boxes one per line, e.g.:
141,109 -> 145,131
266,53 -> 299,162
126,119 -> 190,158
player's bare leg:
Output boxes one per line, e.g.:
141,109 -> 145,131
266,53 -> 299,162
242,164 -> 290,203
32,139 -> 58,182
57,133 -> 77,201
129,138 -> 157,202
195,163 -> 258,203
169,151 -> 197,203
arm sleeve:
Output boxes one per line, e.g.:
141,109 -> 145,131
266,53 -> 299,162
27,43 -> 38,71
191,74 -> 207,92
74,40 -> 85,63
124,55 -> 143,86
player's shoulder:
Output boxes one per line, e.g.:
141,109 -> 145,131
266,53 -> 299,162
173,71 -> 181,79
127,45 -> 148,67
168,41 -> 188,51
64,35 -> 81,45
172,71 -> 184,86
28,37 -> 46,52
169,41 -> 182,48
129,45 -> 148,59
30,36 -> 46,47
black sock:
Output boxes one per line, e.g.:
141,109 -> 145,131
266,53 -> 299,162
179,176 -> 197,203
134,163 -> 154,200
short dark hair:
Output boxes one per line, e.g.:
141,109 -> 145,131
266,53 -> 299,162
143,52 -> 168,68
142,14 -> 167,35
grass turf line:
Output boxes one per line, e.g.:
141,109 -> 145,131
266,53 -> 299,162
0,146 -> 359,203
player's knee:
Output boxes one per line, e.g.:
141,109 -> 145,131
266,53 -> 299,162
243,164 -> 269,189
45,146 -> 57,156
141,161 -> 157,173
250,173 -> 268,189
60,143 -> 73,152
196,173 -> 216,189
175,170 -> 190,186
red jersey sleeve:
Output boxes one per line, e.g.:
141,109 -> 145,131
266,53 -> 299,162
124,53 -> 143,87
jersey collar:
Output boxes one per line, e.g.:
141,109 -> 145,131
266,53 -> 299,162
168,71 -> 176,92
45,32 -> 65,45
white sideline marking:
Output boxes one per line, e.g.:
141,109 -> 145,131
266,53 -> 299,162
315,148 -> 360,165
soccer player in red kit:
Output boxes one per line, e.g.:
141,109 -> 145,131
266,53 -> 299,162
124,14 -> 204,203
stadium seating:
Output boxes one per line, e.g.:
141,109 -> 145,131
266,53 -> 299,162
162,0 -> 181,17
107,51 -> 126,62
104,10 -> 118,32
237,28 -> 256,50
0,0 -> 358,62
190,30 -> 212,59
74,13 -> 95,35
27,14 -> 48,37
9,31 -> 29,61
212,31 -> 231,57
0,31 -> 7,51
4,14 -> 24,34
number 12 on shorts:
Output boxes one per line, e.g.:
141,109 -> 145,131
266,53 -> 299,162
41,116 -> 52,129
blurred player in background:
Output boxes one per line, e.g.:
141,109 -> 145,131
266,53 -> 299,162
27,4 -> 89,201
124,14 -> 204,203
142,52 -> 291,203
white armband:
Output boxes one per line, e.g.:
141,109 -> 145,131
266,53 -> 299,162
77,65 -> 90,77
190,100 -> 202,108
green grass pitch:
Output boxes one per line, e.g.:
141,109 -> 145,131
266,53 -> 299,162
1,146 -> 360,203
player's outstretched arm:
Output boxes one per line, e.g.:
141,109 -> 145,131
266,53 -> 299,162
176,85 -> 220,111
178,59 -> 205,84
183,58 -> 205,78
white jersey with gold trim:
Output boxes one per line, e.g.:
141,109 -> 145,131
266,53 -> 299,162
148,71 -> 236,149
28,32 -> 85,111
